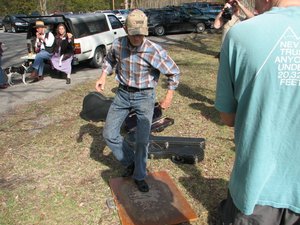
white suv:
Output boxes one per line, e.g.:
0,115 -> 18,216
24,13 -> 127,68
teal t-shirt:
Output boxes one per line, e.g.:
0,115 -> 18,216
215,7 -> 300,215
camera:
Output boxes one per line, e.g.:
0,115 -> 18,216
222,7 -> 233,20
221,0 -> 237,21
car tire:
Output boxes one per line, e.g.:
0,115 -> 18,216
89,46 -> 105,68
196,23 -> 205,33
154,25 -> 165,36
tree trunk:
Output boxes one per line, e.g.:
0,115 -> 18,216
124,0 -> 128,9
40,0 -> 48,15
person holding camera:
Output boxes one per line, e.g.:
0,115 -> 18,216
214,0 -> 254,53
215,0 -> 300,224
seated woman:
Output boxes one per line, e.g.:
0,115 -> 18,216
51,23 -> 74,84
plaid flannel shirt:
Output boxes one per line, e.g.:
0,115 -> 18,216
102,36 -> 180,90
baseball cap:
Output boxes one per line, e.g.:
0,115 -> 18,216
125,9 -> 148,36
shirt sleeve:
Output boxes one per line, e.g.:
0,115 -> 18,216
155,49 -> 180,90
215,35 -> 237,113
102,40 -> 118,75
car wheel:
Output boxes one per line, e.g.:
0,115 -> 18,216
196,23 -> 205,33
90,46 -> 105,68
154,26 -> 165,36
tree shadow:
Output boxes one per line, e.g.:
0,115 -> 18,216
189,102 -> 222,126
150,32 -> 220,57
176,163 -> 228,225
76,123 -> 121,183
177,83 -> 214,105
175,83 -> 223,126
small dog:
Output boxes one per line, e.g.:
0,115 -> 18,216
4,61 -> 31,86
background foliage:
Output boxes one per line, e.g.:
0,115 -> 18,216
0,0 -> 254,16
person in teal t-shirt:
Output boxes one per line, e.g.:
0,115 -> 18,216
215,0 -> 300,224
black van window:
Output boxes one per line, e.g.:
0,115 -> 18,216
108,15 -> 123,30
73,19 -> 109,38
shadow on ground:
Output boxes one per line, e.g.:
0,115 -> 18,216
77,123 -> 121,184
151,31 -> 220,57
177,163 -> 228,225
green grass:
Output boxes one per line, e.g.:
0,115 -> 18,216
0,32 -> 235,225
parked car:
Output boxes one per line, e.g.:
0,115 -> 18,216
165,6 -> 216,21
23,12 -> 127,68
2,14 -> 29,33
145,8 -> 212,36
112,9 -> 129,24
201,5 -> 223,17
182,2 -> 223,16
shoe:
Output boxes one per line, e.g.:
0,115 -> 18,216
122,163 -> 134,177
66,78 -> 71,84
134,179 -> 149,192
30,76 -> 43,83
29,71 -> 38,79
0,84 -> 8,89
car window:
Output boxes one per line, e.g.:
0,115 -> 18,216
108,15 -> 123,30
72,19 -> 109,38
148,13 -> 162,21
186,8 -> 201,15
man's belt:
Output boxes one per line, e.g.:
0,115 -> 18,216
119,84 -> 153,92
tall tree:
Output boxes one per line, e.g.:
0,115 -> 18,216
39,0 -> 48,15
124,0 -> 128,9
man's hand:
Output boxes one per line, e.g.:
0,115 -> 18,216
159,89 -> 174,110
95,74 -> 107,92
36,33 -> 43,41
224,2 -> 232,8
67,33 -> 73,39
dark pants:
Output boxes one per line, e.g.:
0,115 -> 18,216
218,191 -> 300,225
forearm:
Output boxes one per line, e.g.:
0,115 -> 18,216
237,1 -> 255,18
214,10 -> 225,29
100,70 -> 107,79
95,71 -> 108,92
165,89 -> 174,100
160,89 -> 174,110
220,112 -> 236,127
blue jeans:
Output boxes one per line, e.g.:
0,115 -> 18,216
32,50 -> 52,76
103,88 -> 155,181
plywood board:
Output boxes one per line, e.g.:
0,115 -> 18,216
109,171 -> 198,225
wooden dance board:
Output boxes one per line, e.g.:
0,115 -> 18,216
109,171 -> 198,225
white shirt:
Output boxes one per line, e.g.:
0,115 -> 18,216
35,32 -> 55,50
